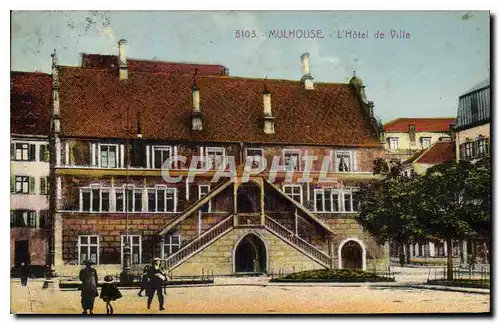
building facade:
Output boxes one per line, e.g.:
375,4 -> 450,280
455,79 -> 490,163
10,72 -> 53,268
383,118 -> 455,162
45,41 -> 389,276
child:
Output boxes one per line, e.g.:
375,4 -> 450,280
100,275 -> 122,315
138,266 -> 150,297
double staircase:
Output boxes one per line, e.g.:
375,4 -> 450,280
164,213 -> 331,271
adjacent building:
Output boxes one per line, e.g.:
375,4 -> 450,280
10,71 -> 52,269
455,79 -> 490,163
383,118 -> 455,162
49,41 -> 389,276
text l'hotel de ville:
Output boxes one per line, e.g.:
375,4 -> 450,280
235,29 -> 411,40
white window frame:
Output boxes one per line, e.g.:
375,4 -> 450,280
205,147 -> 226,171
79,185 -> 111,212
198,184 -> 211,212
14,142 -> 33,161
245,147 -> 264,159
283,184 -> 303,205
78,235 -> 99,265
342,188 -> 360,213
388,137 -> 399,151
152,145 -> 172,169
121,235 -> 142,265
98,143 -> 119,168
420,137 -> 432,149
314,189 -> 333,213
335,150 -> 354,173
147,187 -> 177,213
162,235 -> 181,257
282,149 -> 301,171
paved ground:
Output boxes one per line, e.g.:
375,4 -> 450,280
11,276 -> 490,315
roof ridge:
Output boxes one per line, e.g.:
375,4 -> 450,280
59,65 -> 349,85
83,53 -> 226,68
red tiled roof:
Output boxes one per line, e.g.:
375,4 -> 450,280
384,118 -> 456,132
415,141 -> 455,164
81,54 -> 228,76
11,72 -> 52,136
58,67 -> 381,147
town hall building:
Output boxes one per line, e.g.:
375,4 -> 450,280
45,40 -> 389,276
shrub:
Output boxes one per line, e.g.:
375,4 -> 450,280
271,269 -> 395,283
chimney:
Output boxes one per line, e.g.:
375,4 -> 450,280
263,83 -> 275,134
190,77 -> 203,131
51,49 -> 60,135
118,39 -> 128,80
300,53 -> 314,90
409,124 -> 416,143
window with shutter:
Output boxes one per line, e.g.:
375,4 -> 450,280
29,177 -> 35,194
10,143 -> 14,160
40,177 -> 47,195
39,144 -> 50,162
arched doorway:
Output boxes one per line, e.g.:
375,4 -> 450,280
340,240 -> 364,270
234,234 -> 267,273
236,182 -> 260,213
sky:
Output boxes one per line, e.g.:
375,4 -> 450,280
10,11 -> 490,124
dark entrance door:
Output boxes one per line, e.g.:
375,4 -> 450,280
341,240 -> 363,269
15,240 -> 30,266
234,234 -> 267,273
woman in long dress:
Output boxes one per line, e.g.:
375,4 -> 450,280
79,260 -> 99,315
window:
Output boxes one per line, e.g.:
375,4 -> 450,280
11,143 -> 35,161
39,210 -> 51,228
153,146 -> 172,169
147,187 -> 177,212
335,151 -> 354,172
99,144 -> 118,168
206,147 -> 225,170
80,186 -> 110,212
163,235 -> 181,257
78,235 -> 99,265
314,189 -> 332,212
245,148 -> 264,168
13,176 -> 34,194
39,144 -> 50,162
199,185 -> 211,212
464,141 -> 473,159
283,149 -> 301,171
343,189 -> 360,212
439,137 -> 451,142
420,137 -> 432,149
409,124 -> 416,143
121,235 -> 142,265
477,137 -> 489,157
125,186 -> 142,212
388,137 -> 399,151
284,185 -> 303,205
112,189 -> 123,212
10,210 -> 37,228
40,176 -> 50,195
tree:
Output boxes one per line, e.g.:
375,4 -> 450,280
420,160 -> 491,280
357,158 -> 426,266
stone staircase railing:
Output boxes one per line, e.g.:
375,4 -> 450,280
165,215 -> 234,270
264,216 -> 331,268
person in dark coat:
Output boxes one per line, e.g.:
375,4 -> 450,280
79,260 -> 99,315
146,258 -> 168,311
100,275 -> 122,315
20,262 -> 31,286
138,265 -> 150,297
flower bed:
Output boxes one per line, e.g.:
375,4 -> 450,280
426,279 -> 490,289
269,269 -> 395,283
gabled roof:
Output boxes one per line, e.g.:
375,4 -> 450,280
416,141 -> 455,164
58,66 -> 381,147
11,71 -> 52,136
404,141 -> 455,166
81,54 -> 228,76
384,118 -> 456,133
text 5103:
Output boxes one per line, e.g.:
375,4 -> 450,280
235,30 -> 258,39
